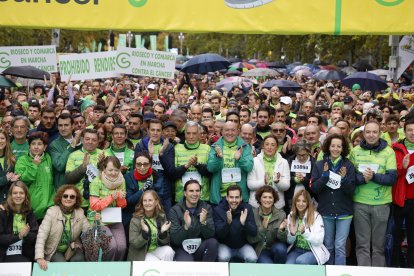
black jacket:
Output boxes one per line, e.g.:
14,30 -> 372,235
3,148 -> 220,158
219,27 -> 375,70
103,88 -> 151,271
213,199 -> 257,249
0,209 -> 38,261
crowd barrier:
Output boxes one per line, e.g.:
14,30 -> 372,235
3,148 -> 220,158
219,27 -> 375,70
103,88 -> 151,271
1,261 -> 413,276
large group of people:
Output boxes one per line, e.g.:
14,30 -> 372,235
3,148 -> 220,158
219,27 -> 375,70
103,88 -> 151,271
0,71 -> 413,270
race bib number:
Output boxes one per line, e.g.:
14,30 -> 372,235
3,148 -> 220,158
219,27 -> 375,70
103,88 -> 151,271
6,240 -> 22,256
86,164 -> 99,182
326,171 -> 341,190
291,160 -> 311,173
222,168 -> 241,183
114,152 -> 124,166
358,164 -> 379,174
182,238 -> 202,254
182,171 -> 202,186
152,154 -> 163,171
406,166 -> 414,184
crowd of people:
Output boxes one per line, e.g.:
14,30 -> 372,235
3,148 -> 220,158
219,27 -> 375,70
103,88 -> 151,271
0,70 -> 413,270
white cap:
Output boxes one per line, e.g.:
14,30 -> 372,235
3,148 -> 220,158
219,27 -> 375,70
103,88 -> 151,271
147,83 -> 156,90
73,84 -> 80,91
280,96 -> 292,105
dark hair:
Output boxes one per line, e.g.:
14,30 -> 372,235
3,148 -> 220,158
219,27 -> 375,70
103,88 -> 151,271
226,185 -> 242,196
28,131 -> 48,145
404,118 -> 414,131
98,114 -> 115,125
83,127 -> 99,138
98,156 -> 121,171
112,123 -> 127,134
210,95 -> 222,103
154,102 -> 166,111
93,105 -> 106,112
239,107 -> 251,116
58,113 -> 74,125
148,118 -> 163,128
385,114 -> 399,124
184,179 -> 201,191
226,110 -> 240,121
202,107 -> 214,117
41,106 -> 55,116
335,119 -> 351,129
255,185 -> 279,205
129,112 -> 143,123
135,150 -> 152,164
308,113 -> 323,125
256,104 -> 270,116
54,184 -> 82,210
322,133 -> 350,158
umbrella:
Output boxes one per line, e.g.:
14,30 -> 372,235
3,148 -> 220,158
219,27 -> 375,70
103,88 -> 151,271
320,65 -> 338,71
341,66 -> 357,76
295,68 -> 313,78
262,79 -> 301,93
248,59 -> 260,64
225,68 -> 242,76
342,72 -> 388,91
175,54 -> 189,64
290,65 -> 309,74
369,69 -> 393,80
216,76 -> 256,91
228,57 -> 242,63
2,65 -> 50,80
242,68 -> 279,77
230,62 -> 256,71
255,62 -> 268,68
81,220 -> 112,262
352,61 -> 373,72
0,76 -> 17,88
313,70 -> 347,81
267,61 -> 286,68
181,54 -> 230,74
286,62 -> 302,72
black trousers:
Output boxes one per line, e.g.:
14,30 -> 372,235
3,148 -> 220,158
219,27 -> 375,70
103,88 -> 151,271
392,200 -> 414,268
174,238 -> 218,262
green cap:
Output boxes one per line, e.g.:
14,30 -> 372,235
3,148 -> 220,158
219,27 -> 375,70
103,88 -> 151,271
352,83 -> 361,92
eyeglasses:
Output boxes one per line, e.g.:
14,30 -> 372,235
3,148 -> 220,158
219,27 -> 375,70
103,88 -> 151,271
136,162 -> 151,168
272,129 -> 285,133
63,194 -> 76,200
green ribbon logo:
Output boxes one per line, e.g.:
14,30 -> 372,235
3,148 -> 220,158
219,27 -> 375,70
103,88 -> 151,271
116,52 -> 131,69
142,269 -> 160,276
376,0 -> 404,6
0,52 -> 11,69
129,0 -> 148,8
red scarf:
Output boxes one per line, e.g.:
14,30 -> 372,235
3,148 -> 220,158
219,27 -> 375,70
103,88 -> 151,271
134,167 -> 153,181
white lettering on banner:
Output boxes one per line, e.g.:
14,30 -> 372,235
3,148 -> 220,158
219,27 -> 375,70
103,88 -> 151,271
0,45 -> 57,73
116,47 -> 176,79
152,154 -> 163,171
291,160 -> 311,173
86,164 -> 99,182
58,51 -> 120,82
406,165 -> 414,184
6,240 -> 22,256
222,168 -> 241,183
326,264 -> 414,276
358,164 -> 379,174
326,171 -> 341,190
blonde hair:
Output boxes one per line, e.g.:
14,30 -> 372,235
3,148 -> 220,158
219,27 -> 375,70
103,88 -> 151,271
290,190 -> 316,227
133,190 -> 164,219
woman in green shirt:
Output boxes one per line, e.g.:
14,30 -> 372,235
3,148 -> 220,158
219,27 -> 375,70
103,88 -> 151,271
128,190 -> 174,261
0,129 -> 18,202
0,181 -> 38,262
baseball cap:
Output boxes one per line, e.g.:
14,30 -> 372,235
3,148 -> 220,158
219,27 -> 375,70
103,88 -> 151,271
280,96 -> 292,105
163,121 -> 177,130
352,83 -> 361,92
147,84 -> 156,90
326,82 -> 334,88
143,112 -> 156,121
343,96 -> 353,103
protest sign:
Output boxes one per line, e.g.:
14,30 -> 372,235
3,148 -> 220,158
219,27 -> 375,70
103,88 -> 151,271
59,51 -> 121,82
116,47 -> 176,79
0,45 -> 57,73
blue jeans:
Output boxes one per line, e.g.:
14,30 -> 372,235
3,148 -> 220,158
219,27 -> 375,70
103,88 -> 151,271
218,243 -> 258,263
257,242 -> 287,263
323,216 -> 352,265
286,248 -> 317,265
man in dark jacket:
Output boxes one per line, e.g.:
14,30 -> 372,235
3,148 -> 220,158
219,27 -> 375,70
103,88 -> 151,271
213,185 -> 258,262
29,107 -> 59,144
169,180 -> 218,262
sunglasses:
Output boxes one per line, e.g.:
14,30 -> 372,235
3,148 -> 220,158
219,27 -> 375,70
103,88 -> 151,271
136,162 -> 151,167
272,129 -> 285,133
63,194 -> 76,200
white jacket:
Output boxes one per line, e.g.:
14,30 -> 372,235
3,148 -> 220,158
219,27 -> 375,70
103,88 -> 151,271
286,210 -> 330,265
247,152 -> 290,209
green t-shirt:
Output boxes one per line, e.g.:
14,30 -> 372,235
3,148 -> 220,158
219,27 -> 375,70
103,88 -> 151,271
221,140 -> 237,197
0,157 -> 4,170
57,213 -> 71,253
11,140 -> 29,161
295,218 -> 310,250
12,214 -> 26,235
145,217 -> 158,253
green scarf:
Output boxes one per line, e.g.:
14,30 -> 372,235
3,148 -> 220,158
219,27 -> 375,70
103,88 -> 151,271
405,140 -> 414,150
223,139 -> 237,148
